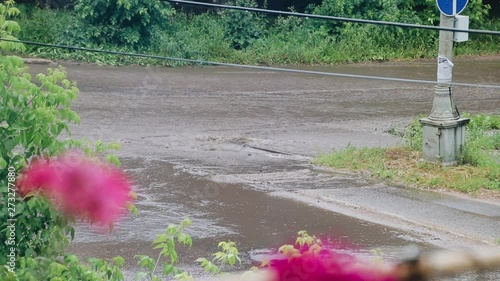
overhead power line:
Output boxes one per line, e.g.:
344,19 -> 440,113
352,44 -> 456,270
166,0 -> 500,36
2,38 -> 500,89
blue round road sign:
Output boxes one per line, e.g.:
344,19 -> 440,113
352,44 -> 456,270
436,0 -> 468,16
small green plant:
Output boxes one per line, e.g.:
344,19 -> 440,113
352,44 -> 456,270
135,218 -> 194,281
278,230 -> 322,260
196,241 -> 242,275
403,118 -> 423,151
135,219 -> 243,280
457,114 -> 500,167
295,230 -> 321,249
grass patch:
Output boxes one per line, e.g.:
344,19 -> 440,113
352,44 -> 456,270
314,114 -> 500,193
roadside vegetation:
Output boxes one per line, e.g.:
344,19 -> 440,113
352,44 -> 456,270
314,114 -> 500,193
2,1 -> 498,279
0,2 -> 248,279
14,0 -> 500,66
2,2 -> 390,279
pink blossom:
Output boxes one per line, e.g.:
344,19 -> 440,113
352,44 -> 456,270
17,158 -> 58,197
269,248 -> 397,281
17,153 -> 134,226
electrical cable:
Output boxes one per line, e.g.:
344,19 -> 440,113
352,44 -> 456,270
166,0 -> 500,36
2,38 -> 499,89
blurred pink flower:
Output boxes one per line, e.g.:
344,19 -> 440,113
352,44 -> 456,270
17,153 -> 134,226
269,247 -> 397,281
17,158 -> 58,197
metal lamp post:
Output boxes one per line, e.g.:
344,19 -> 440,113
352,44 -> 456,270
419,2 -> 470,165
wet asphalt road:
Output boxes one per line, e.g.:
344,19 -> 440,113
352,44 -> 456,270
27,58 -> 500,280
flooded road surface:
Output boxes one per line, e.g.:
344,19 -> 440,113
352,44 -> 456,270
70,159 -> 432,273
28,58 -> 500,280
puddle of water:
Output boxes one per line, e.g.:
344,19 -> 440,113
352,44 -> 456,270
68,158 -> 499,281
68,157 -> 434,276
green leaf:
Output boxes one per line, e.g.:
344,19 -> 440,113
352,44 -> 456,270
153,242 -> 165,250
105,154 -> 121,167
209,264 -> 218,274
0,157 -> 7,169
112,256 -> 125,267
180,218 -> 192,228
163,264 -> 174,275
7,7 -> 21,17
135,255 -> 154,271
48,262 -> 67,277
177,233 -> 187,244
153,233 -> 167,244
195,257 -> 207,264
128,203 -> 138,215
135,271 -> 148,280
166,225 -> 178,235
170,250 -> 178,264
47,94 -> 56,105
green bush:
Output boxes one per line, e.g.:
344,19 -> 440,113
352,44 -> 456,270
220,0 -> 268,49
0,38 -> 127,281
74,0 -> 175,48
13,0 -> 500,65
308,0 -> 491,61
150,12 -> 233,63
0,2 -> 128,279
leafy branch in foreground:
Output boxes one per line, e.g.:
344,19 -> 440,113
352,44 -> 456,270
0,1 -> 132,279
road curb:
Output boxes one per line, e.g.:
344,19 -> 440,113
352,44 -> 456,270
23,57 -> 56,65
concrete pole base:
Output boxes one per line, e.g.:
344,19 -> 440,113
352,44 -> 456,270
419,117 -> 470,166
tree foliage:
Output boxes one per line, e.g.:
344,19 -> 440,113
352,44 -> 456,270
0,0 -> 24,52
312,0 -> 491,27
16,0 -> 499,65
0,1 -> 127,279
220,0 -> 268,49
74,0 -> 175,47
